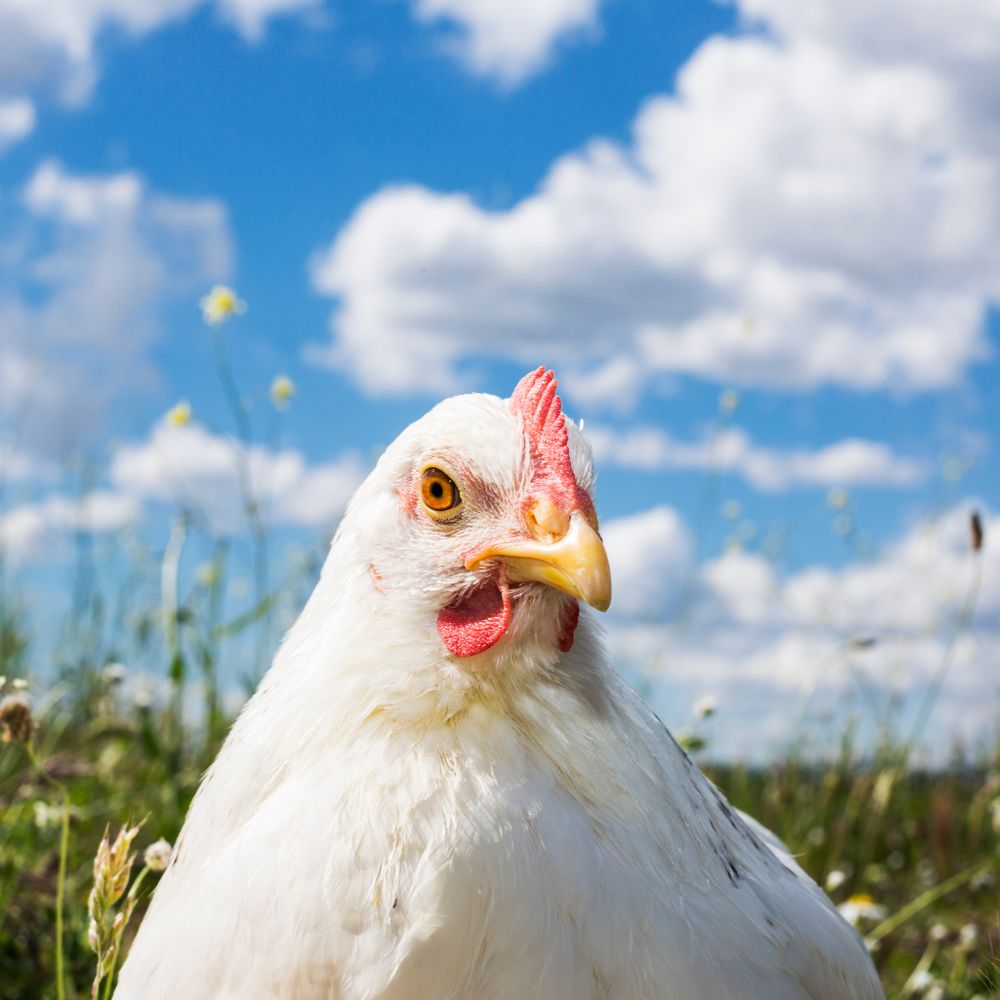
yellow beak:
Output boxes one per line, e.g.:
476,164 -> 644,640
465,510 -> 612,612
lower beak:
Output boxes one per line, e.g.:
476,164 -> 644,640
465,511 -> 612,612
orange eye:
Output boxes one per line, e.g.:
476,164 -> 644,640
421,467 -> 462,515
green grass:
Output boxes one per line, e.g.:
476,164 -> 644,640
1,665 -> 998,998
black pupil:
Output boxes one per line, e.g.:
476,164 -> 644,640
431,481 -> 444,500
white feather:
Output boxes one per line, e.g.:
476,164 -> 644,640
117,391 -> 883,999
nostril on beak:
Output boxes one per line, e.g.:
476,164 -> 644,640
525,496 -> 570,542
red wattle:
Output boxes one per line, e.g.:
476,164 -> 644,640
558,600 -> 580,652
437,573 -> 512,658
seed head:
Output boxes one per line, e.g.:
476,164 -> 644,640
970,511 -> 983,552
0,694 -> 33,744
143,838 -> 173,872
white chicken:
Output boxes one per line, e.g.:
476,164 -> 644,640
117,368 -> 884,999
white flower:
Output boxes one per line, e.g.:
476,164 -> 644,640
11,678 -> 28,691
269,374 -> 296,410
908,970 -> 934,992
143,838 -> 173,873
166,401 -> 192,428
692,695 -> 717,720
33,801 -> 63,831
928,922 -> 947,942
103,662 -> 126,685
837,894 -> 887,927
200,285 -> 246,325
824,869 -> 847,892
958,923 -> 978,951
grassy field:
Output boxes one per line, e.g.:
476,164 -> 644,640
1,637 -> 998,998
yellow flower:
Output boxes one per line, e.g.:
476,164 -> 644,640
269,374 -> 296,410
199,285 -> 246,326
827,487 -> 849,510
718,388 -> 740,414
166,401 -> 192,427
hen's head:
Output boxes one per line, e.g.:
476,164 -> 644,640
341,367 -> 611,669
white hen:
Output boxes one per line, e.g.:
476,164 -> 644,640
117,368 -> 884,999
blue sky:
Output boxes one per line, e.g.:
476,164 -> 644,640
1,0 -> 998,758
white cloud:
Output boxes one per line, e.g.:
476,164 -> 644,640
0,489 -> 140,562
0,0 -> 322,105
215,0 -> 324,43
603,506 -> 693,618
0,440 -> 56,483
587,425 -> 927,492
0,160 -> 232,455
0,96 -> 34,151
602,501 -> 998,759
110,421 -> 366,533
311,0 -> 1000,401
411,0 -> 601,86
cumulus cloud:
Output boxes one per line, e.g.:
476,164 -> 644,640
0,97 -> 34,152
0,490 -> 140,562
601,501 -> 997,759
310,0 -> 1000,402
603,506 -> 693,618
410,0 -> 602,86
0,161 -> 232,455
110,421 -> 366,534
588,425 -> 927,492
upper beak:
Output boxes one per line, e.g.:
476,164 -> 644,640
465,509 -> 612,612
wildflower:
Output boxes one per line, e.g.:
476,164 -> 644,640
824,869 -> 847,892
0,675 -> 5,689
958,923 -> 978,951
33,800 -> 63,831
827,487 -> 849,510
721,500 -> 742,521
718,388 -> 740,414
836,893 -> 887,927
269,374 -> 296,410
200,285 -> 246,325
88,823 -> 143,996
143,838 -> 173,873
834,513 -> 852,536
941,455 -> 963,483
693,695 -> 717,720
166,401 -> 192,427
0,694 -> 33,743
909,970 -> 934,992
11,677 -> 27,690
103,663 -> 126,686
928,923 -> 948,942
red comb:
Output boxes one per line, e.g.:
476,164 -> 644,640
510,367 -> 592,514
